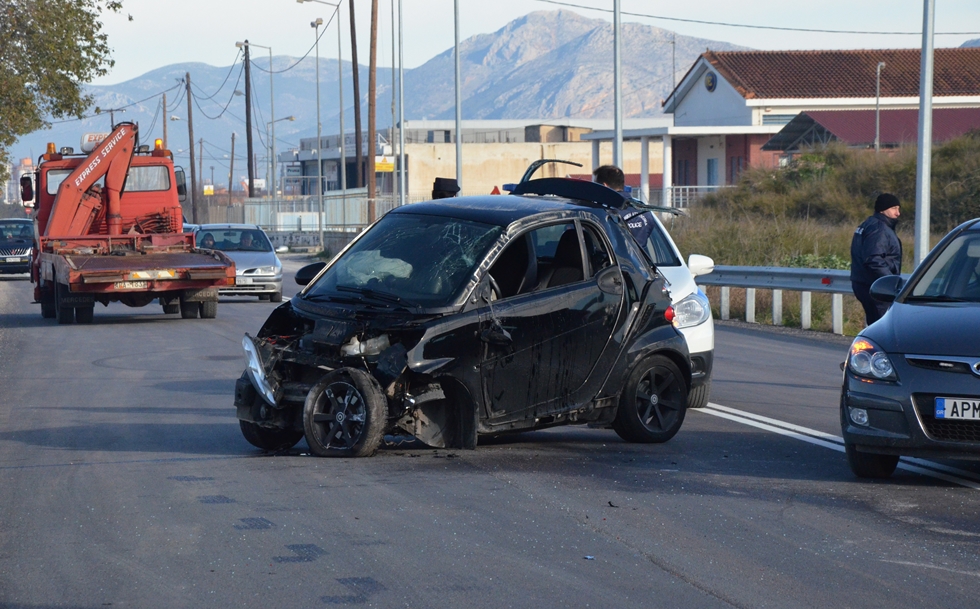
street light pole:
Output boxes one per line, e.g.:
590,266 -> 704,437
875,61 -> 886,153
613,0 -> 623,168
266,117 -> 295,201
313,17 -> 325,252
397,0 -> 405,206
454,0 -> 462,191
915,0 -> 936,266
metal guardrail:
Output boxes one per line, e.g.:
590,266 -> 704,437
698,265 -> 853,334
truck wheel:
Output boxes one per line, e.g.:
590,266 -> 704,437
239,421 -> 304,451
688,380 -> 711,409
55,283 -> 74,325
75,306 -> 94,324
258,294 -> 271,301
40,289 -> 56,319
180,299 -> 199,319
270,291 -> 283,303
303,368 -> 387,458
613,355 -> 688,443
200,301 -> 218,319
161,298 -> 180,315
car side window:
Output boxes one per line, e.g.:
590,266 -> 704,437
488,222 -> 585,299
581,223 -> 613,277
641,220 -> 681,267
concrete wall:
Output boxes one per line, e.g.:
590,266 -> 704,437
406,141 -> 661,197
673,70 -> 753,127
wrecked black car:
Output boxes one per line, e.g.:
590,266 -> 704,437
234,178 -> 691,457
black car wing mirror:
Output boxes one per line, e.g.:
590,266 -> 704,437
295,261 -> 327,286
20,175 -> 34,202
481,322 -> 513,347
869,275 -> 905,303
596,266 -> 624,295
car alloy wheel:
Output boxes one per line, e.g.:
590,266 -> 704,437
614,355 -> 688,443
303,368 -> 386,457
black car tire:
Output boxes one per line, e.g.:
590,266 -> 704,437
258,294 -> 271,301
688,379 -> 711,409
845,443 -> 899,479
180,298 -> 199,319
239,420 -> 304,451
613,355 -> 688,443
55,283 -> 74,325
270,291 -> 283,303
200,301 -> 218,319
75,306 -> 94,324
303,368 -> 387,458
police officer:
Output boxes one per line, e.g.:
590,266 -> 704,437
850,193 -> 902,325
432,177 -> 460,200
593,164 -> 655,245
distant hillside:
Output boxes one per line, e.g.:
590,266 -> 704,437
11,9 -> 744,170
963,39 -> 980,48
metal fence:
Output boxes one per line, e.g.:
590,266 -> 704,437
698,266 -> 853,334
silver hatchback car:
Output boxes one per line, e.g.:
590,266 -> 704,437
195,224 -> 283,302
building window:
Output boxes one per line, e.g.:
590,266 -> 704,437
706,158 -> 719,186
762,114 -> 797,126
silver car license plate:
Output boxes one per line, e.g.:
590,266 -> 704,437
935,397 -> 980,419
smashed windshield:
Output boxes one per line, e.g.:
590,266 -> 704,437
305,212 -> 502,308
908,231 -> 980,302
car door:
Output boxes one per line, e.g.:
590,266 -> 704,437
480,220 -> 624,422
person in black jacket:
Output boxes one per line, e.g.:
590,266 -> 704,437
850,193 -> 903,325
594,165 -> 656,246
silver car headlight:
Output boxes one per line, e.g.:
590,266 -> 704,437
847,337 -> 898,381
672,290 -> 711,329
242,335 -> 277,405
255,265 -> 279,275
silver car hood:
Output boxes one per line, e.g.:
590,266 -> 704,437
222,250 -> 280,273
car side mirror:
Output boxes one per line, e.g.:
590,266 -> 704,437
596,266 -> 624,295
480,322 -> 512,347
687,254 -> 714,277
275,245 -> 289,254
174,168 -> 187,202
870,275 -> 905,303
295,261 -> 327,286
20,175 -> 34,202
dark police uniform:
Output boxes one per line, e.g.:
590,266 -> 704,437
850,212 -> 902,325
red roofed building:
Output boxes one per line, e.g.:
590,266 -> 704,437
583,48 -> 980,206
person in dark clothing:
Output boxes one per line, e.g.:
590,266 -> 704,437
850,193 -> 903,325
594,164 -> 657,246
432,177 -> 460,200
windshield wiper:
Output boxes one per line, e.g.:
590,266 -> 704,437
337,285 -> 413,308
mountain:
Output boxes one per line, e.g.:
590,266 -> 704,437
963,39 -> 980,48
11,10 -> 744,168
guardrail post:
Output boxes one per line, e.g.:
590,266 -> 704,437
832,293 -> 843,334
745,288 -> 756,323
801,291 -> 811,330
720,286 -> 730,320
772,289 -> 782,326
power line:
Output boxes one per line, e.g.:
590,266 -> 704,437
249,9 -> 340,75
535,0 -> 980,36
189,63 -> 245,120
191,49 -> 243,100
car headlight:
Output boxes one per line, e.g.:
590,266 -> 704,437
242,336 -> 277,405
847,337 -> 898,381
255,266 -> 279,275
341,334 -> 390,357
672,290 -> 711,329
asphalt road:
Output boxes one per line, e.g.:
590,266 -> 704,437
2,258 -> 980,608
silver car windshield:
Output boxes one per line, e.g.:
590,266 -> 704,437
909,232 -> 980,302
197,229 -> 272,252
305,213 -> 502,308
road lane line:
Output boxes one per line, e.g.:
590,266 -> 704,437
695,403 -> 980,490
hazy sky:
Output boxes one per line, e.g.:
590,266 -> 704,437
95,0 -> 980,84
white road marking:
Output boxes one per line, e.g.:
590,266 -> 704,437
879,559 -> 980,577
695,402 -> 980,490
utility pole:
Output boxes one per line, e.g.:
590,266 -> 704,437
162,93 -> 168,148
391,0 -> 397,204
398,0 -> 405,206
367,0 -> 378,221
454,0 -> 462,191
185,72 -> 198,223
350,0 -> 363,188
228,133 -> 236,206
243,40 -> 255,197
198,138 -> 204,222
613,0 -> 623,168
914,0 -> 936,266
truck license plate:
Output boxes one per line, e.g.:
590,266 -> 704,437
4,256 -> 25,263
935,397 -> 980,419
114,280 -> 149,290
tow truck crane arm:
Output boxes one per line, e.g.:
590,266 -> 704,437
44,122 -> 138,237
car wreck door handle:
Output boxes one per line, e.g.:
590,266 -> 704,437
596,267 -> 624,295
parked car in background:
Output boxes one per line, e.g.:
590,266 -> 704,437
234,178 -> 692,457
630,208 -> 715,409
841,218 -> 980,478
0,218 -> 34,275
195,224 -> 283,302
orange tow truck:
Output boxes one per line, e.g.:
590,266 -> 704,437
21,122 -> 236,324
